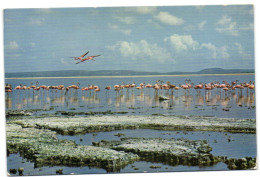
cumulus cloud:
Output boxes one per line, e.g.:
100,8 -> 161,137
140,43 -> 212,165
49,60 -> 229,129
6,41 -> 19,50
216,16 -> 239,36
108,24 -> 132,35
107,40 -> 172,63
200,43 -> 217,58
164,34 -> 199,52
154,12 -> 184,26
217,46 -> 230,59
165,34 -> 231,60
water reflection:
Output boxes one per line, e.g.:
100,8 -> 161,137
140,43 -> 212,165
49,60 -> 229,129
5,88 -> 256,118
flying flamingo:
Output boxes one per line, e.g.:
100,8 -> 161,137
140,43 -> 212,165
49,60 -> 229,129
75,55 -> 101,64
71,51 -> 89,60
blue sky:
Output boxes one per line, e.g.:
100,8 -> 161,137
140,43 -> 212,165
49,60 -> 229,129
4,5 -> 254,73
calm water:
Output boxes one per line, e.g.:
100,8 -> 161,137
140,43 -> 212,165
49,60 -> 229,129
5,74 -> 256,175
5,74 -> 256,119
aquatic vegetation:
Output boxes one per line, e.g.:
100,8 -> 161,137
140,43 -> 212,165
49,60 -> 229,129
18,168 -> 24,176
6,110 -> 32,117
9,168 -> 17,174
6,124 -> 139,172
225,157 -> 256,170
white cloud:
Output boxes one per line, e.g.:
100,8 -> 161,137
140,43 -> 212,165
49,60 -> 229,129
108,24 -> 132,35
116,16 -> 135,24
35,8 -> 52,14
239,23 -> 254,31
198,20 -> 207,30
164,34 -> 199,52
154,12 -> 184,26
165,34 -> 230,59
107,40 -> 171,63
195,6 -> 206,12
29,17 -> 45,25
184,20 -> 207,31
234,43 -> 251,58
216,16 -> 239,36
217,46 -> 229,59
200,43 -> 217,58
134,7 -> 157,14
6,41 -> 19,50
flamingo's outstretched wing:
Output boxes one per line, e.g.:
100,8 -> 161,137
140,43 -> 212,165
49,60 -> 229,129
81,51 -> 89,58
75,59 -> 87,64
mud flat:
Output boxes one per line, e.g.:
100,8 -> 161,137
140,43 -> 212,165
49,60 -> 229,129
6,124 -> 139,172
9,115 -> 256,135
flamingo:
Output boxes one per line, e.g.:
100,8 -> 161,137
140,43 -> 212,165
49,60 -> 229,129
223,87 -> 229,96
105,86 -> 111,95
15,85 -> 22,90
94,87 -> 101,94
5,84 -> 12,95
75,55 -> 101,64
105,86 -> 111,90
71,51 -> 89,60
131,82 -> 136,88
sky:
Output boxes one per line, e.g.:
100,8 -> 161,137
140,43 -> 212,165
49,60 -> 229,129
4,5 -> 255,73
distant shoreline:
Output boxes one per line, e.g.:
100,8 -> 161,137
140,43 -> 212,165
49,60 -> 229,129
5,73 -> 255,80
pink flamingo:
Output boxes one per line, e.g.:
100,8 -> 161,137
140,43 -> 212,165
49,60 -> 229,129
105,86 -> 111,95
15,85 -> 22,90
71,51 -> 89,60
75,55 -> 101,64
105,86 -> 111,90
94,87 -> 101,94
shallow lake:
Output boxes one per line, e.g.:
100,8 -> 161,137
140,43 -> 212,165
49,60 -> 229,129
5,74 -> 256,119
5,74 -> 256,175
